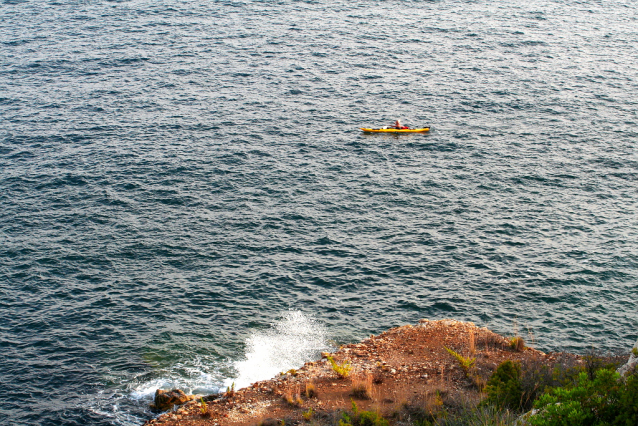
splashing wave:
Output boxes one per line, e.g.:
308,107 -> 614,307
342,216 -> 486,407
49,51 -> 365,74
231,310 -> 331,389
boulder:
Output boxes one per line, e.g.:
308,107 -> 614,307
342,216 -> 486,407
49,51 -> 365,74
617,337 -> 638,377
150,389 -> 195,411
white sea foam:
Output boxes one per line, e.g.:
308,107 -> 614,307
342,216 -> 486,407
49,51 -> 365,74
230,310 -> 331,389
129,357 -> 224,400
90,357 -> 228,425
94,311 -> 329,425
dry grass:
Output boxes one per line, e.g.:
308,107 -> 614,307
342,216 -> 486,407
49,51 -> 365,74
283,385 -> 302,407
510,336 -> 525,352
526,326 -> 536,349
350,372 -> 373,400
424,390 -> 445,418
509,320 -> 526,352
476,331 -> 507,352
304,382 -> 317,399
469,331 -> 476,356
392,386 -> 447,425
372,370 -> 384,385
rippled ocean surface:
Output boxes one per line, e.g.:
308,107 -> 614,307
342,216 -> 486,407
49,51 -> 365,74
1,0 -> 637,424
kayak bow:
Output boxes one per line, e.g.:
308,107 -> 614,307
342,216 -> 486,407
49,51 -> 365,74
360,127 -> 430,133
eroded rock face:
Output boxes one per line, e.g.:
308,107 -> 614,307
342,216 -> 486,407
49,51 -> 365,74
151,389 -> 195,411
617,337 -> 638,377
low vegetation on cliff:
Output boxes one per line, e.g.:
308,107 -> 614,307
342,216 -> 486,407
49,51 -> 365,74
143,320 -> 637,426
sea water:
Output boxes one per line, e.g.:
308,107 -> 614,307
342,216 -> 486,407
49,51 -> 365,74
1,0 -> 637,424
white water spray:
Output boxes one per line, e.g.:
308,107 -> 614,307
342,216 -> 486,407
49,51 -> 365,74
230,310 -> 331,389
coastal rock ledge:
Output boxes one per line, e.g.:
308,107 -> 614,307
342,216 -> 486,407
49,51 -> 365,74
617,337 -> 638,377
141,319 -> 601,426
151,389 -> 196,412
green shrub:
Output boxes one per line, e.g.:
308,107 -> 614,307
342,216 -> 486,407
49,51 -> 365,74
338,400 -> 388,426
338,412 -> 352,426
358,410 -> 388,426
435,404 -> 518,426
582,349 -> 626,381
327,355 -> 353,379
518,355 -> 576,411
483,360 -> 523,411
529,368 -> 638,426
445,346 -> 485,390
302,407 -> 314,421
226,381 -> 235,396
444,347 -> 476,375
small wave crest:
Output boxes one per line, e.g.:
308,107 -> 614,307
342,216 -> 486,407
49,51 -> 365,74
231,310 -> 331,389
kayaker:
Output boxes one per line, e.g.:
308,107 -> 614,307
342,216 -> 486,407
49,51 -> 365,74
391,119 -> 409,129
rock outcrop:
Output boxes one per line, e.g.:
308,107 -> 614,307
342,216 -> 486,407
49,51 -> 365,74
143,319 -> 557,426
150,389 -> 195,412
617,337 -> 638,377
142,320 -> 637,426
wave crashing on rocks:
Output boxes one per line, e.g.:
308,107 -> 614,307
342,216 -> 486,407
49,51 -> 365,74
231,310 -> 331,389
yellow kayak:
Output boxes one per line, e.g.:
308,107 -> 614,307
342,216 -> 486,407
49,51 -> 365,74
360,127 -> 430,133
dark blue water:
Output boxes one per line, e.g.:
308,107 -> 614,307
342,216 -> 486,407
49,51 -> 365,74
1,0 -> 637,424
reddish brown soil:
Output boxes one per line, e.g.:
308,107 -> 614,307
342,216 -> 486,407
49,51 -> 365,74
143,319 -> 581,426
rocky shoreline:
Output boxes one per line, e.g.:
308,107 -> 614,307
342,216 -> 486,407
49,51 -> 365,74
141,319 -> 627,426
